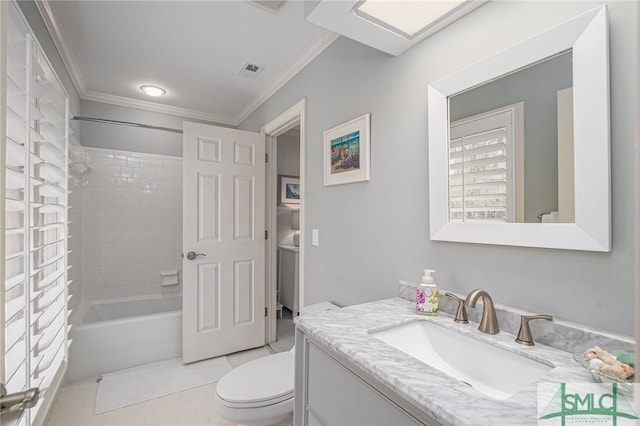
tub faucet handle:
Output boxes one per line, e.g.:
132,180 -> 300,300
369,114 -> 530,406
445,293 -> 468,324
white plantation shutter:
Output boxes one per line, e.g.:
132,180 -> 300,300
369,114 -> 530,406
3,3 -> 70,425
449,108 -> 519,223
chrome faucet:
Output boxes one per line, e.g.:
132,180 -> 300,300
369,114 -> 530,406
465,289 -> 500,334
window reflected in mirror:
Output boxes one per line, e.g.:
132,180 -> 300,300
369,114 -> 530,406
448,50 -> 574,223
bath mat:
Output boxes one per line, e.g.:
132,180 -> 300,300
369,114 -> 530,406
95,356 -> 232,414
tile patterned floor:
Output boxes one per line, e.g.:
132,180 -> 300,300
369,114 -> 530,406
46,314 -> 296,426
46,379 -> 231,426
269,308 -> 295,353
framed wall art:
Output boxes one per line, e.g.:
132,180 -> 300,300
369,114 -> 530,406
324,113 -> 371,186
279,175 -> 300,204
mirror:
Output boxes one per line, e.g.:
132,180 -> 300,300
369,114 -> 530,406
448,51 -> 573,224
428,6 -> 610,251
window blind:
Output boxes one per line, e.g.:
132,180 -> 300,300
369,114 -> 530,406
3,3 -> 70,425
449,109 -> 516,223
449,128 -> 509,222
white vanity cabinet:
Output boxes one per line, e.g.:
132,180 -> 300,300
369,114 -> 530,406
278,245 -> 299,315
295,332 -> 431,426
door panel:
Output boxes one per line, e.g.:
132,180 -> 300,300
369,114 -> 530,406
233,260 -> 254,326
197,173 -> 220,241
234,141 -> 255,166
197,262 -> 220,332
183,122 -> 265,363
198,137 -> 222,162
234,176 -> 255,240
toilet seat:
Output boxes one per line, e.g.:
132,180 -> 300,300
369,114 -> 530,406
216,351 -> 294,409
215,303 -> 341,425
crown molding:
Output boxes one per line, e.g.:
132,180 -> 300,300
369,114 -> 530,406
35,1 -> 339,127
234,30 -> 339,125
36,0 -> 235,123
82,90 -> 236,125
35,0 -> 87,97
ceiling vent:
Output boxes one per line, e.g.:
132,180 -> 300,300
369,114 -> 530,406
248,1 -> 284,14
237,62 -> 265,80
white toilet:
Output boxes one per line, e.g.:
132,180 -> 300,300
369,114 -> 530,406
215,302 -> 340,426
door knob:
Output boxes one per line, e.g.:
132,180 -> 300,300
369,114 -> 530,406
185,251 -> 206,261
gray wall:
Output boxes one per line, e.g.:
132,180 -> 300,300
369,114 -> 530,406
451,52 -> 573,222
79,100 -> 231,157
240,1 -> 638,336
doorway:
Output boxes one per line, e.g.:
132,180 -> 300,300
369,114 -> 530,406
261,99 -> 306,346
271,125 -> 299,352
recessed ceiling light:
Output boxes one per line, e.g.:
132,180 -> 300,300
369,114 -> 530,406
355,0 -> 467,39
140,85 -> 167,97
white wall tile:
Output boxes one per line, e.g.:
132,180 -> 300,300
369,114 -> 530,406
113,155 -> 127,166
107,165 -> 121,177
120,167 -> 134,178
68,148 -> 84,316
75,147 -> 183,302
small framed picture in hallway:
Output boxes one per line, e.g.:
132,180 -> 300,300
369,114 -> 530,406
279,175 -> 300,204
324,113 -> 371,186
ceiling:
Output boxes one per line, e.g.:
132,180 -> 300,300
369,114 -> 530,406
37,1 -> 338,125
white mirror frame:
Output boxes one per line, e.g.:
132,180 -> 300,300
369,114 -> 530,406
428,6 -> 610,252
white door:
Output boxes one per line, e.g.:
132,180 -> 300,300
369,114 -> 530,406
182,122 -> 265,363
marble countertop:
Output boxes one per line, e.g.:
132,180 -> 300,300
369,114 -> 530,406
295,297 -> 597,426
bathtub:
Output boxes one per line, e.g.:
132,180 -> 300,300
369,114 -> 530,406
67,294 -> 182,382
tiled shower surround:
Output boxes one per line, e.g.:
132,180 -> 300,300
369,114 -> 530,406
69,147 -> 182,302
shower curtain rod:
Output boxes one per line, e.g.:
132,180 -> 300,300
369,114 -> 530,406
71,116 -> 184,134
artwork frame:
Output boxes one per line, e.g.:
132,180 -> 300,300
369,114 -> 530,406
279,175 -> 300,205
324,113 -> 371,186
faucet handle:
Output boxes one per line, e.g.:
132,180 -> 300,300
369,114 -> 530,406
515,315 -> 553,346
445,293 -> 468,324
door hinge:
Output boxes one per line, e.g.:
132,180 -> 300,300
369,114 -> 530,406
265,153 -> 269,163
265,307 -> 268,317
265,230 -> 268,240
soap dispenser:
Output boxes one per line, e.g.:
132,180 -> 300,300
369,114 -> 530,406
416,269 -> 439,316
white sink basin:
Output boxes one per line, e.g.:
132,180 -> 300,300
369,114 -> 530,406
370,320 -> 553,400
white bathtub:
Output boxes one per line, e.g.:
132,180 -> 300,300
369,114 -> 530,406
67,294 -> 182,382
